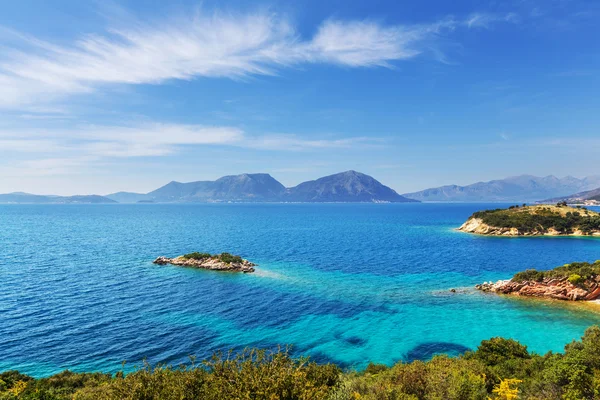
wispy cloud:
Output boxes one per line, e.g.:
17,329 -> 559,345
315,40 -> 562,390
0,9 -> 517,110
465,12 -> 519,28
241,134 -> 384,151
0,122 -> 383,175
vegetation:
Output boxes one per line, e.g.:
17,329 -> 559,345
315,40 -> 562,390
217,252 -> 243,264
471,205 -> 600,235
7,327 -> 600,399
182,252 -> 244,264
512,261 -> 600,284
182,252 -> 213,260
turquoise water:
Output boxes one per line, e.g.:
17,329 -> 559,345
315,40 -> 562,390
1,203 -> 600,377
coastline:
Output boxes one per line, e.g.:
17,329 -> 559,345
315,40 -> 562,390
455,227 -> 600,238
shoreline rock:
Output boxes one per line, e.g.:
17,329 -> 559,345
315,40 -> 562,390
153,255 -> 256,273
475,277 -> 600,301
458,205 -> 600,237
458,218 -> 600,237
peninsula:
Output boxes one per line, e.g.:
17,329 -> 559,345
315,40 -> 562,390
459,204 -> 600,236
476,261 -> 600,301
153,252 -> 256,273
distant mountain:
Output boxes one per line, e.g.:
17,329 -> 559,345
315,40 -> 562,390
0,193 -> 116,204
103,171 -> 414,203
145,173 -> 287,202
540,187 -> 600,204
105,192 -> 151,203
285,170 -> 417,203
403,175 -> 600,202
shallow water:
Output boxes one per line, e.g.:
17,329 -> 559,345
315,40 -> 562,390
1,203 -> 600,377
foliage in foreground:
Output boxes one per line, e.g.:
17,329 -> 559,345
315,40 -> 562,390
5,327 -> 600,399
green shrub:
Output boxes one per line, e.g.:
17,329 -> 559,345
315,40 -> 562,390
568,274 -> 584,285
8,326 -> 600,399
513,269 -> 544,283
364,362 -> 388,375
511,261 -> 600,283
217,253 -> 243,264
182,252 -> 213,260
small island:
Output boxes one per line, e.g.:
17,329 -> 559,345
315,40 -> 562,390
459,203 -> 600,236
476,261 -> 600,301
153,252 -> 256,273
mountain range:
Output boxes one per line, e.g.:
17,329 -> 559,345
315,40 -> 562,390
108,171 -> 416,203
0,171 -> 416,204
402,175 -> 600,203
3,172 -> 600,204
0,193 -> 116,204
540,187 -> 600,204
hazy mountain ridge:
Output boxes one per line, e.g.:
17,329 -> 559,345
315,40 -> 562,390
403,175 -> 600,202
285,170 -> 415,202
540,187 -> 600,204
106,171 -> 414,203
142,174 -> 287,203
110,170 -> 411,204
0,193 -> 116,204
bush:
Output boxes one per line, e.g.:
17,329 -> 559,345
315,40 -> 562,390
513,269 -> 544,283
217,253 -> 243,264
182,252 -> 213,260
8,327 -> 600,399
568,274 -> 584,285
511,261 -> 600,283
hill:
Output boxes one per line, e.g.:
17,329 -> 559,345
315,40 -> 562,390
104,192 -> 151,203
0,193 -> 116,204
459,204 -> 600,236
105,171 -> 416,203
145,173 -> 286,202
403,175 -> 600,202
540,187 -> 600,205
285,170 -> 416,203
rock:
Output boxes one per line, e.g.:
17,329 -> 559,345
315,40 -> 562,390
475,276 -> 597,302
153,254 -> 256,273
153,256 -> 171,265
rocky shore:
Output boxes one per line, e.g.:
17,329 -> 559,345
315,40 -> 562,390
458,205 -> 600,236
458,218 -> 534,236
476,276 -> 600,301
153,253 -> 256,273
458,218 -> 600,236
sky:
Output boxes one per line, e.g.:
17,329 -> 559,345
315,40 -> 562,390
0,0 -> 599,195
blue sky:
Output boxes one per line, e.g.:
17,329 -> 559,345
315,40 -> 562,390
0,0 -> 598,195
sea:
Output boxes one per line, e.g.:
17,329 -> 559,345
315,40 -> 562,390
1,203 -> 600,377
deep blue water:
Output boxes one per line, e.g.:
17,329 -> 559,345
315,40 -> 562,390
1,203 -> 600,377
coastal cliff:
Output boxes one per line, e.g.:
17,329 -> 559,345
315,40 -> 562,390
154,252 -> 255,273
476,261 -> 600,301
459,204 -> 600,236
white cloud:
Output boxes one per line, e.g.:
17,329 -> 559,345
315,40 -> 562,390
241,134 -> 383,151
307,20 -> 422,67
466,12 -> 519,28
0,9 -> 517,109
0,122 -> 382,176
